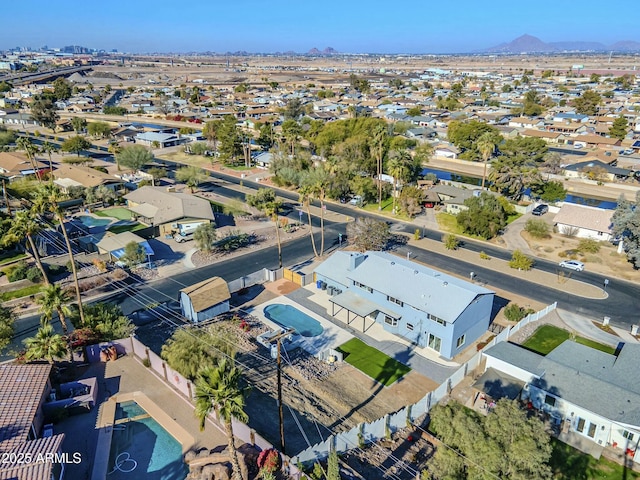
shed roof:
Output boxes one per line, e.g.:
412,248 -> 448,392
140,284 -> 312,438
180,277 -> 230,312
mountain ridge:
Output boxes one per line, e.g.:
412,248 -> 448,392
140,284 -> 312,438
485,34 -> 640,53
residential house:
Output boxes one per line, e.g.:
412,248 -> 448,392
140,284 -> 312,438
254,151 -> 273,169
0,363 -> 66,480
546,122 -> 590,136
52,163 -> 125,193
481,341 -> 640,464
0,152 -> 49,180
521,129 -> 566,144
569,134 -> 621,149
508,117 -> 545,129
433,145 -> 459,159
553,203 -> 614,241
0,113 -> 38,127
124,186 -> 215,236
429,185 -> 480,214
180,276 -> 231,323
563,160 -> 631,182
314,251 -> 495,359
552,112 -> 590,123
134,131 -> 181,148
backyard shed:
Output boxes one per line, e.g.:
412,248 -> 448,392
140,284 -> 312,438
180,276 -> 231,323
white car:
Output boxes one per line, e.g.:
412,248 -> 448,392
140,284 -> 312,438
559,260 -> 585,272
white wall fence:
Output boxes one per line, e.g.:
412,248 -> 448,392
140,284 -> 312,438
292,302 -> 558,465
227,268 -> 272,293
86,335 -> 306,479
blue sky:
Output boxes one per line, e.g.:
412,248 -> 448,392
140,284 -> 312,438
3,0 -> 638,54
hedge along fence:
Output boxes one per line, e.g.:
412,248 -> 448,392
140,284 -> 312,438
293,302 -> 558,465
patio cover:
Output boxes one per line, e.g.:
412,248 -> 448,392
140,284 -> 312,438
110,240 -> 154,259
472,367 -> 525,400
329,290 -> 401,319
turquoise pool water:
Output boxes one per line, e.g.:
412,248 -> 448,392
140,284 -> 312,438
76,215 -> 112,227
109,401 -> 187,480
263,303 -> 324,337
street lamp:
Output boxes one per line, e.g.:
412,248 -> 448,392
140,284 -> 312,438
603,278 -> 609,293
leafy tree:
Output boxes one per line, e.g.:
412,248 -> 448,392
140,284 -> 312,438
397,185 -> 424,218
428,400 -> 552,480
246,188 -> 283,267
489,156 -> 541,201
577,238 -> 600,254
52,77 -> 72,101
0,305 -> 16,353
387,149 -> 413,214
541,152 -> 563,174
202,119 -> 223,151
443,233 -> 459,250
217,115 -> 243,165
116,144 -> 153,172
61,135 -> 92,157
530,180 -> 566,203
103,105 -> 128,115
195,358 -> 250,480
346,217 -> 391,252
348,74 -> 370,93
611,192 -> 640,268
590,73 -> 601,83
120,241 -> 146,267
283,98 -> 304,120
447,121 -> 502,161
524,218 -> 550,238
71,117 -> 87,134
2,210 -> 50,285
23,324 -> 68,364
162,327 -> 236,380
176,165 -> 208,192
234,82 -> 249,93
194,223 -> 217,252
572,89 -> 602,115
187,141 -> 209,156
256,122 -> 274,149
0,81 -> 12,92
609,115 -> 628,140
456,193 -> 507,239
146,166 -> 167,186
37,284 -> 73,334
280,119 -> 303,155
87,121 -> 112,138
326,447 -> 340,480
406,106 -> 422,117
0,128 -> 16,147
30,96 -> 59,130
509,249 -> 534,270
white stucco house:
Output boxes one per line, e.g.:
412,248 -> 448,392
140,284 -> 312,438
553,204 -> 614,241
481,340 -> 640,464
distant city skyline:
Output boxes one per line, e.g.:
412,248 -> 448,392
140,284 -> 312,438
3,0 -> 639,54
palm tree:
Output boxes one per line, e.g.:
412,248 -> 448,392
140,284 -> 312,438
23,323 -> 68,364
298,184 -> 318,258
387,150 -> 412,215
371,125 -> 387,211
246,188 -> 283,268
32,184 -> 86,326
108,142 -> 123,171
307,167 -> 330,255
477,132 -> 497,190
16,137 -> 41,183
195,358 -> 249,480
2,210 -> 50,287
40,141 -> 58,174
37,284 -> 72,334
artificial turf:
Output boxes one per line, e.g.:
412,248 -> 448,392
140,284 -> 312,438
337,338 -> 411,387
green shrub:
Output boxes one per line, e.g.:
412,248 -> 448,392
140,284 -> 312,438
443,233 -> 459,250
6,261 -> 29,282
47,264 -> 68,276
524,219 -> 550,239
577,238 -> 600,254
504,303 -> 535,322
479,251 -> 491,260
414,228 -> 421,240
509,250 -> 534,271
26,267 -> 42,283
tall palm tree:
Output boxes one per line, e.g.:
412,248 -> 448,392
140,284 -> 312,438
32,184 -> 86,326
108,142 -> 123,171
477,132 -> 497,190
371,125 -> 387,211
16,137 -> 41,183
37,284 -> 72,334
23,323 -> 68,364
298,184 -> 318,258
3,210 -> 50,287
387,150 -> 412,215
246,188 -> 283,269
308,167 -> 330,255
40,141 -> 58,174
195,358 -> 249,480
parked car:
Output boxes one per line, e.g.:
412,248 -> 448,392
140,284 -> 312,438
349,195 -> 363,206
559,260 -> 585,272
174,232 -> 194,243
532,204 -> 549,216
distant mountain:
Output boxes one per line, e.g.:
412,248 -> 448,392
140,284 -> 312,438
308,47 -> 321,55
307,47 -> 338,55
485,34 -> 640,53
322,47 -> 338,54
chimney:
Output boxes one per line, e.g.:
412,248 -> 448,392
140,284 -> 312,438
348,252 -> 366,271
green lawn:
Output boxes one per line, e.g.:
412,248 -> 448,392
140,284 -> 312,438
0,284 -> 43,302
95,207 -> 133,220
550,438 -> 640,480
360,198 -> 412,221
523,325 -> 616,356
337,338 -> 411,386
0,251 -> 27,266
107,222 -> 146,234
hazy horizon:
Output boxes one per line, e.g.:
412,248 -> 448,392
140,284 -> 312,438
3,0 -> 639,55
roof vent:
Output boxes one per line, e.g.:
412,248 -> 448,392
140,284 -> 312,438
414,270 -> 419,274
391,262 -> 395,265
443,282 -> 448,287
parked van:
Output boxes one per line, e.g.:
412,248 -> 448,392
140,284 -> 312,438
174,232 -> 195,243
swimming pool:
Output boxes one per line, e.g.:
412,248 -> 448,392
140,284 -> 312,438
263,303 -> 324,337
108,401 -> 187,480
76,215 -> 112,227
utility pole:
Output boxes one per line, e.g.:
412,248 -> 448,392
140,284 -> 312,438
1,178 -> 10,215
270,328 -> 295,454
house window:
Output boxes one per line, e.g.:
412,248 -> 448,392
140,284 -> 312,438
387,295 -> 404,307
407,323 -> 414,331
588,423 -> 597,438
384,315 -> 397,327
456,335 -> 465,348
623,430 -> 635,442
577,418 -> 585,433
429,313 -> 446,326
353,281 -> 372,293
428,334 -> 442,353
544,395 -> 556,407
597,231 -> 603,236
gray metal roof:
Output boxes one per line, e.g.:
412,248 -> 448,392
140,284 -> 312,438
345,251 -> 494,322
314,251 -> 354,289
484,341 -> 546,377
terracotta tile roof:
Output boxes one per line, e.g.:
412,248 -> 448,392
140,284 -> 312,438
0,435 -> 64,480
